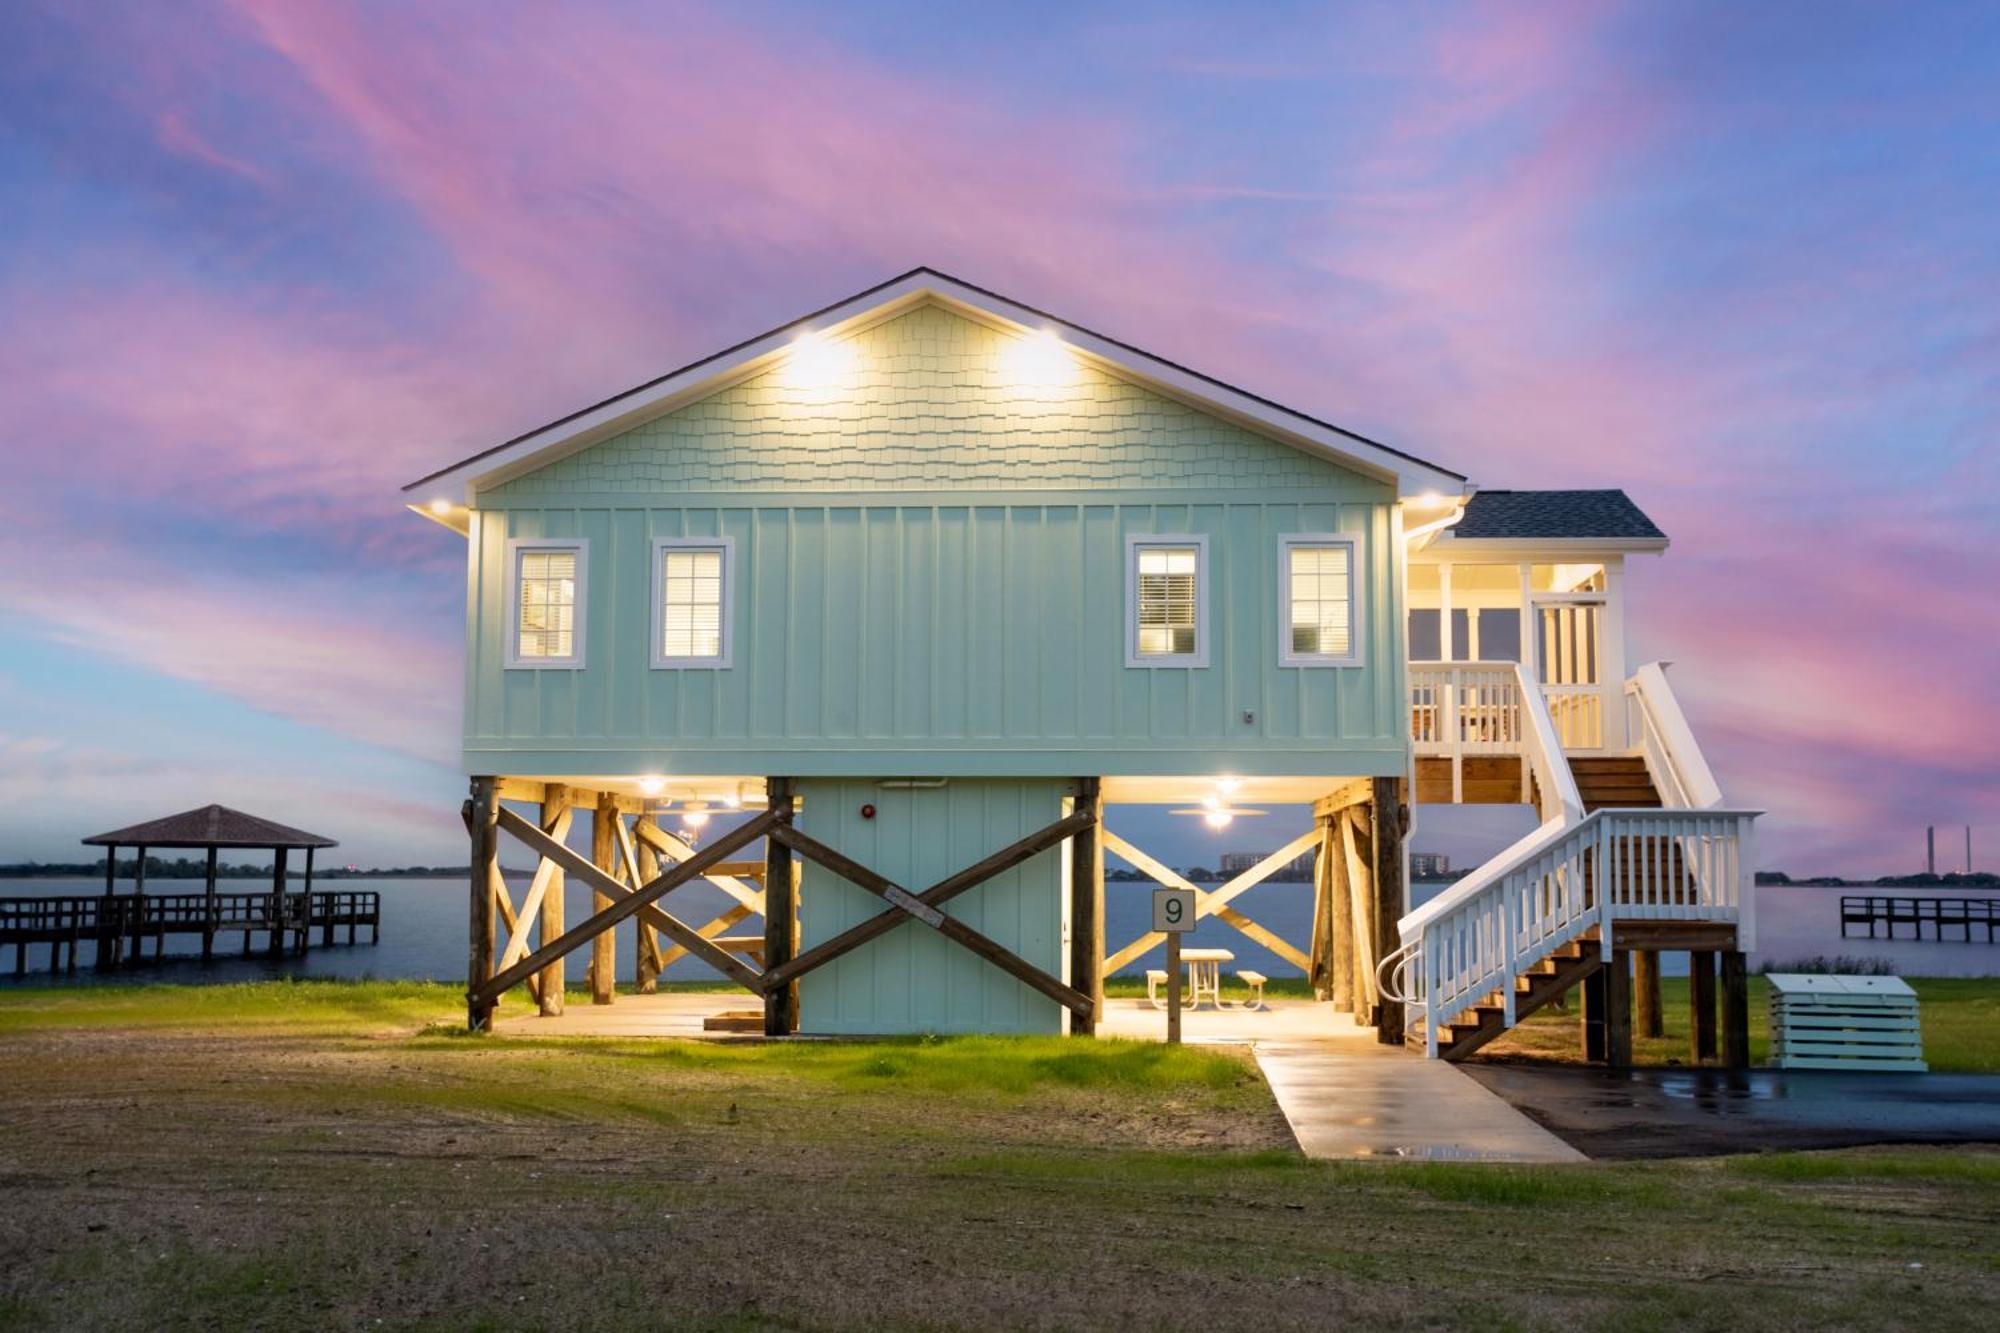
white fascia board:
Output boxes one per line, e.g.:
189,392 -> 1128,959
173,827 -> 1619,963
403,270 -> 1470,505
1420,535 -> 1670,558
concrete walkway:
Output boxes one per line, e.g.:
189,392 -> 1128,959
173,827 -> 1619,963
1253,1040 -> 1587,1163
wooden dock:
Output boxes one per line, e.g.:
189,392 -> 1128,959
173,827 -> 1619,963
1840,894 -> 1999,944
2,889 -> 381,975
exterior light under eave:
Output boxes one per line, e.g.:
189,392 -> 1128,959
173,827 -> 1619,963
428,497 -> 453,516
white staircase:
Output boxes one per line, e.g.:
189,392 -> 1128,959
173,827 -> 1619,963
1384,661 -> 1759,1060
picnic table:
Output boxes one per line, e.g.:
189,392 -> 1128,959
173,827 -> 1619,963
1179,948 -> 1234,1009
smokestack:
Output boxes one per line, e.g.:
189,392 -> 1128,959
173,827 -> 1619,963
1971,826 -> 1977,875
1927,825 -> 1936,876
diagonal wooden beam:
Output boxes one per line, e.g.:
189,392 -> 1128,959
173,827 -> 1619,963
1101,828 -> 1319,974
486,861 -> 543,1007
761,809 -> 1094,989
763,816 -> 1094,1018
633,820 -> 766,915
655,903 -> 754,971
496,805 -> 571,976
475,808 -> 777,1004
615,813 -> 666,983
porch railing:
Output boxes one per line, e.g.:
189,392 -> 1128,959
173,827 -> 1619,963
1410,660 -> 1580,821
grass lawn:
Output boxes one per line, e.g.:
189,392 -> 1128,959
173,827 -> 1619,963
1475,975 -> 2000,1073
1,980 -> 1996,1330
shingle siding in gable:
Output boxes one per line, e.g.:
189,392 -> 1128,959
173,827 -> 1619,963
485,303 -> 1370,498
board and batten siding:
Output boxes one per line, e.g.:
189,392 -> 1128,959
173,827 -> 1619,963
463,301 -> 1407,778
465,494 -> 1403,776
792,778 -> 1068,1035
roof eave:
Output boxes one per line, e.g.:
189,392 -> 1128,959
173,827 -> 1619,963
1423,534 -> 1671,556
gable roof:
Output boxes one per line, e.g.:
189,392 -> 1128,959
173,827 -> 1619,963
404,267 -> 1468,503
1449,489 -> 1667,546
82,804 -> 338,850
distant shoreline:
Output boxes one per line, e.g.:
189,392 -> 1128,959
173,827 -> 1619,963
0,863 -> 468,881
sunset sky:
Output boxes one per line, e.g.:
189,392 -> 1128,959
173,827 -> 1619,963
2,1 -> 1994,874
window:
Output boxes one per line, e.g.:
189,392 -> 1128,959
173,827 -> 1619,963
651,537 -> 733,668
1126,535 -> 1208,667
1281,535 -> 1362,666
505,539 -> 586,669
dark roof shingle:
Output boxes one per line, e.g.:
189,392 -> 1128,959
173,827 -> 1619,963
82,805 -> 337,849
1453,490 -> 1666,542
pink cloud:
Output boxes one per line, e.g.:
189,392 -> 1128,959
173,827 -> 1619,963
0,502 -> 458,762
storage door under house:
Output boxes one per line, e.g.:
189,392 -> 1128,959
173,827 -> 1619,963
794,778 -> 1071,1035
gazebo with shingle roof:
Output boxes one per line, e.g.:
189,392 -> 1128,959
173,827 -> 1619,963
82,805 -> 338,961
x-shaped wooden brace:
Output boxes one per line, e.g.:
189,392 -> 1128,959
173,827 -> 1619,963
472,806 -> 780,1008
1101,827 -> 1320,974
465,802 -> 578,1007
759,810 -> 1097,1019
621,816 -> 765,970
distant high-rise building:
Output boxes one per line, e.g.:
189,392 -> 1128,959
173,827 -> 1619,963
1411,852 -> 1452,879
1218,849 -> 1316,880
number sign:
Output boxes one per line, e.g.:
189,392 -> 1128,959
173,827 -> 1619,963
1152,887 -> 1196,933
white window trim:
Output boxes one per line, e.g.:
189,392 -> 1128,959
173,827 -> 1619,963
650,535 -> 735,670
504,538 -> 587,670
1279,533 -> 1364,668
1124,533 -> 1210,669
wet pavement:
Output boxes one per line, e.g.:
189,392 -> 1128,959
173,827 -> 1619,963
1461,1064 -> 2000,1158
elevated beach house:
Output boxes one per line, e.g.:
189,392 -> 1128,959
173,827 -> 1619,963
407,269 -> 1758,1062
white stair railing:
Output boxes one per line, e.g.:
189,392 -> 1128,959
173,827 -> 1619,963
1625,661 -> 1724,809
1390,808 -> 1760,1056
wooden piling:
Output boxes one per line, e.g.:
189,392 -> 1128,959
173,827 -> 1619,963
96,845 -> 116,972
1323,814 -> 1355,1013
1581,964 -> 1607,1062
202,846 -> 218,961
589,792 -> 617,1005
1068,776 -> 1104,1035
267,846 -> 287,958
1688,949 -> 1718,1063
1605,948 -> 1634,1068
467,778 -> 499,1031
1370,776 -> 1408,1046
763,777 -> 798,1036
1720,949 -> 1750,1070
634,812 -> 663,993
1634,949 -> 1663,1038
537,786 -> 567,1017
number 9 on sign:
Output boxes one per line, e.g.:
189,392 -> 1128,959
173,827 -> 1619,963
1152,887 -> 1196,933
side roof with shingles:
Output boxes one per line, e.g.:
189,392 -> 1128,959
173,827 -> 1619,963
82,804 -> 338,849
1453,489 -> 1666,542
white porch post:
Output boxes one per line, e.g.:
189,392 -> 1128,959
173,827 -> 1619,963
1601,557 -> 1629,750
1438,562 -> 1455,662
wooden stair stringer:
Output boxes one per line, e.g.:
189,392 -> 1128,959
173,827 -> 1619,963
1410,938 -> 1604,1062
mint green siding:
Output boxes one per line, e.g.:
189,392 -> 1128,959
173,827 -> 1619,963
465,302 -> 1407,779
794,778 -> 1068,1035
